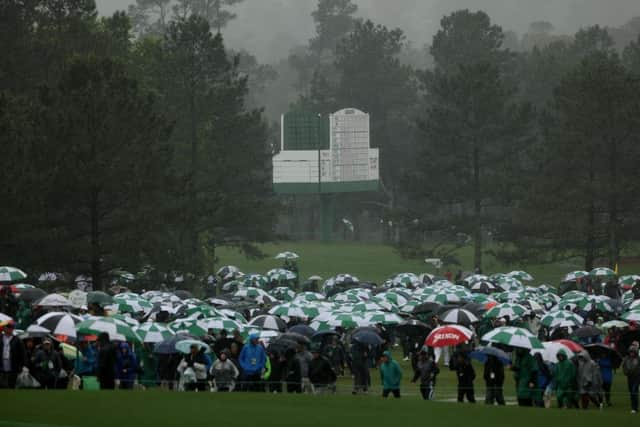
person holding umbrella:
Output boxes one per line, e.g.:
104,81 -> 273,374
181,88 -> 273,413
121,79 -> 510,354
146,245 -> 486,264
411,348 -> 439,400
512,348 -> 538,407
451,352 -> 476,403
554,349 -> 577,408
622,345 -> 640,413
379,350 -> 402,398
484,354 -> 506,405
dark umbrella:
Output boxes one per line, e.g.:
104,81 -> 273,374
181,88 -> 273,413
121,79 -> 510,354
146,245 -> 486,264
352,330 -> 383,346
18,287 -> 47,304
86,291 -> 113,305
19,325 -> 52,340
154,334 -> 196,354
412,302 -> 442,316
584,343 -> 622,369
288,324 -> 315,338
278,332 -> 311,345
311,330 -> 339,341
174,290 -> 193,300
470,346 -> 511,365
352,326 -> 379,336
462,302 -> 488,316
574,325 -> 602,338
396,320 -> 431,337
268,338 -> 298,353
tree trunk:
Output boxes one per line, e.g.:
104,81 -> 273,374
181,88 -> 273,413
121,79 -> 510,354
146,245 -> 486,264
585,165 -> 596,271
189,92 -> 199,273
473,144 -> 482,271
90,189 -> 102,291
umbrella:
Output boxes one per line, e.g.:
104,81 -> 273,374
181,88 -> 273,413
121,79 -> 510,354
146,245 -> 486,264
0,266 -> 27,282
469,281 -> 499,294
86,291 -> 113,305
470,346 -> 512,365
461,302 -> 488,316
362,312 -> 403,326
38,272 -> 63,283
352,330 -> 384,346
268,338 -> 298,353
395,320 -> 431,337
201,318 -> 245,335
564,271 -> 589,282
574,325 -> 602,338
484,303 -> 529,320
267,268 -> 297,283
531,341 -> 577,363
275,251 -> 299,260
590,267 -> 616,279
0,313 -> 14,323
601,320 -> 628,329
584,343 -> 622,368
269,287 -> 296,302
76,317 -> 141,342
425,325 -> 473,348
154,334 -> 196,354
20,325 -> 52,339
217,265 -> 240,277
248,315 -> 287,332
175,339 -> 211,354
308,275 -> 323,281
16,287 -> 46,303
540,310 -> 584,328
278,332 -> 311,345
481,326 -> 543,350
35,312 -> 83,338
288,324 -> 315,337
412,302 -> 443,316
507,271 -> 534,282
35,294 -> 71,308
551,339 -> 584,353
440,308 -> 479,326
135,323 -> 175,343
311,330 -> 339,340
243,274 -> 270,289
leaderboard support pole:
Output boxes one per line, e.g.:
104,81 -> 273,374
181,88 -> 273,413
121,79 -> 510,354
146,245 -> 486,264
320,193 -> 333,242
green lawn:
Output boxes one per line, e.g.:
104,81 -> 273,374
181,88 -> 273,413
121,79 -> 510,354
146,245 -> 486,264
214,241 -> 640,285
0,388 -> 634,427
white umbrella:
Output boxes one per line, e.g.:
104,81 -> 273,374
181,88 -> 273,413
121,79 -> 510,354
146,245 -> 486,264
36,293 -> 72,308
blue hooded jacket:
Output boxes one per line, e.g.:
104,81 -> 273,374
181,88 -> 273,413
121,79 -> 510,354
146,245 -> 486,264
239,334 -> 266,375
75,343 -> 97,375
115,342 -> 138,382
597,356 -> 613,384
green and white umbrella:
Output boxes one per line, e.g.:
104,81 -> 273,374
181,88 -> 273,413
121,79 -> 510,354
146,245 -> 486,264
266,268 -> 297,283
563,271 -> 589,282
507,271 -> 534,282
309,320 -> 335,332
201,317 -> 245,334
590,267 -> 616,279
268,303 -> 312,319
322,274 -> 360,294
184,305 -> 224,320
619,275 -> 640,287
76,317 -> 141,342
275,251 -> 299,260
469,294 -> 496,304
135,323 -> 174,343
0,266 -> 27,282
313,312 -> 367,329
234,287 -> 271,300
168,319 -> 209,337
392,273 -> 420,288
219,309 -> 248,324
400,300 -> 421,314
111,299 -> 153,314
482,326 -> 543,350
347,301 -> 388,313
575,296 -> 615,313
269,287 -> 296,302
329,293 -> 363,304
293,292 -> 325,303
496,291 -> 527,303
375,291 -> 409,307
363,311 -> 403,326
364,297 -> 396,312
110,314 -> 140,328
496,277 -> 524,292
424,289 -> 470,305
621,311 -> 640,322
432,280 -> 455,288
243,274 -> 270,289
485,303 -> 529,320
540,310 -> 584,328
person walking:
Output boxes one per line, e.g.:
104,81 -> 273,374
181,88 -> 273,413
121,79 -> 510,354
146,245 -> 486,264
622,345 -> 640,413
484,354 -> 505,405
238,333 -> 266,392
513,348 -> 538,407
379,351 -> 402,398
576,350 -> 603,409
554,350 -> 577,408
0,320 -> 25,389
452,352 -> 476,403
96,333 -> 117,390
412,349 -> 439,400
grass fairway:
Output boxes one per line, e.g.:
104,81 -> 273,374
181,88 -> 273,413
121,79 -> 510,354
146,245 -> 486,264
215,241 -> 640,285
0,390 -> 631,427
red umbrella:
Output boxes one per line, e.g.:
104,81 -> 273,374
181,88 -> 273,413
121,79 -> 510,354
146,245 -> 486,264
552,339 -> 584,353
425,325 -> 473,348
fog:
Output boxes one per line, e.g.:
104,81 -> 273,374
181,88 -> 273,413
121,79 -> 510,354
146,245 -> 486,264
96,0 -> 640,62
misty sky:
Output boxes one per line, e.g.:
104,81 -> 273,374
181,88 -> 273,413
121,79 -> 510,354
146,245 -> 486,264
95,0 -> 640,62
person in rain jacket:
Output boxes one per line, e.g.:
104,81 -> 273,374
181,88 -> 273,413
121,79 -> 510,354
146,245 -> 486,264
74,341 -> 96,377
594,351 -> 613,406
512,348 -> 538,407
115,342 -> 138,390
412,348 -> 439,400
33,338 -> 62,389
554,349 -> 577,408
451,352 -> 475,403
534,353 -> 553,408
484,354 -> 505,406
576,350 -> 603,409
379,351 -> 402,398
211,350 -> 239,392
177,344 -> 208,391
622,345 -> 640,413
238,334 -> 266,391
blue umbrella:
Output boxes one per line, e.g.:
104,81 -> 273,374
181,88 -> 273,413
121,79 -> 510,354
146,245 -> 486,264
470,346 -> 511,365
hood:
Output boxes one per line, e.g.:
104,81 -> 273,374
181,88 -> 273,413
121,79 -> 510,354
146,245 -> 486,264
557,349 -> 568,359
248,333 -> 259,342
382,350 -> 392,360
119,342 -> 131,352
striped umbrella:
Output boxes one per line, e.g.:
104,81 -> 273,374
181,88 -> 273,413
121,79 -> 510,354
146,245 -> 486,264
35,312 -> 83,338
440,308 -> 479,325
482,326 -> 543,350
590,267 -> 616,280
484,303 -> 529,320
168,319 -> 209,337
76,317 -> 141,342
563,271 -> 589,282
269,287 -> 296,302
540,310 -> 584,328
266,269 -> 297,283
134,323 -> 175,343
248,315 -> 287,332
293,292 -> 325,303
243,273 -> 270,289
507,271 -> 534,282
362,311 -> 403,326
0,266 -> 27,282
